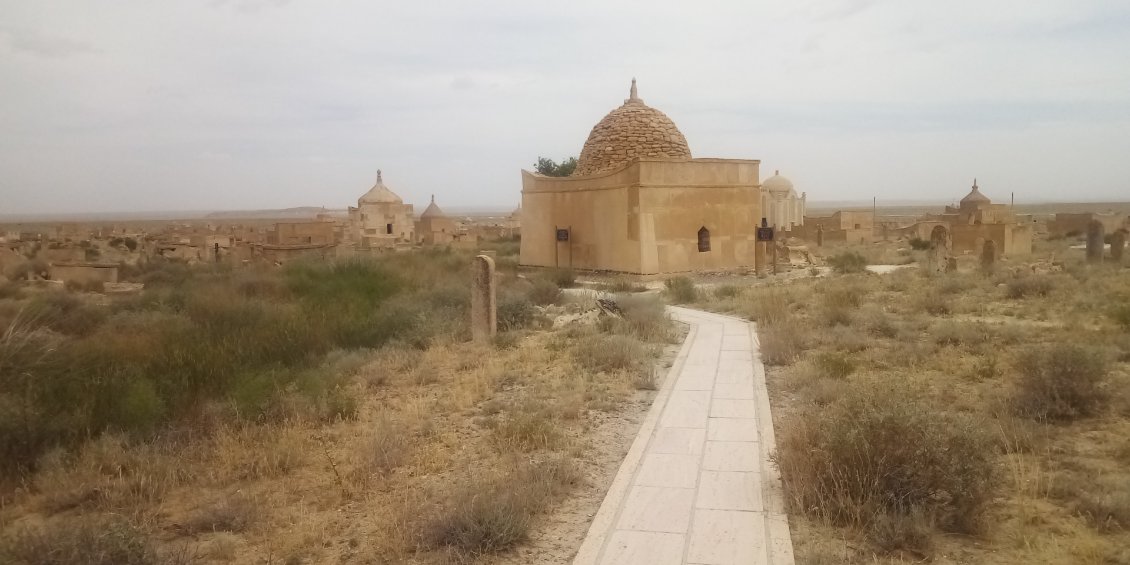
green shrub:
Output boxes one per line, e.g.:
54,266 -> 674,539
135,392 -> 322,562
908,237 -> 932,251
24,291 -> 107,336
1108,303 -> 1130,330
497,292 -> 537,332
827,252 -> 868,274
1012,344 -> 1109,421
774,380 -> 996,537
664,276 -> 697,303
526,278 -> 561,306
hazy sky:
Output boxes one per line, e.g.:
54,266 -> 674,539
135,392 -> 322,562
2,0 -> 1129,215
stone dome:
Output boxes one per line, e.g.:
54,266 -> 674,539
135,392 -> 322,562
762,170 -> 794,194
960,179 -> 991,206
419,195 -> 446,219
359,170 -> 403,205
573,79 -> 691,177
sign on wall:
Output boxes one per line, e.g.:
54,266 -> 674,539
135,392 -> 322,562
757,227 -> 775,242
556,228 -> 570,242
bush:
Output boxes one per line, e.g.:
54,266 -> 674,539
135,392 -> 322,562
827,252 -> 868,274
65,278 -> 106,293
1108,303 -> 1130,330
497,292 -> 537,332
740,289 -> 793,326
419,456 -> 580,556
908,237 -> 932,251
573,334 -> 647,373
548,268 -> 575,288
1005,276 -> 1054,299
605,277 -> 646,293
0,515 -> 170,565
713,284 -> 741,299
760,321 -> 806,365
526,278 -> 561,306
1012,344 -> 1109,421
605,294 -> 673,343
813,352 -> 855,379
774,380 -> 996,539
664,276 -> 697,303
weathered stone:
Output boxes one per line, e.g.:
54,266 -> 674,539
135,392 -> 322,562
815,225 -> 824,247
946,257 -> 958,273
1086,220 -> 1105,263
573,80 -> 692,176
1111,229 -> 1126,263
471,255 -> 496,342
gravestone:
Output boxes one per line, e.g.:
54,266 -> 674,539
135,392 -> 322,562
1111,229 -> 1126,263
1086,220 -> 1105,263
981,240 -> 997,274
930,226 -> 950,272
471,255 -> 497,342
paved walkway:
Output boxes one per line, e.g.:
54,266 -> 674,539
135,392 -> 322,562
573,307 -> 794,565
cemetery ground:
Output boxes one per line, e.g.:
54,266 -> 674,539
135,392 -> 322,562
0,244 -> 680,564
671,238 -> 1130,564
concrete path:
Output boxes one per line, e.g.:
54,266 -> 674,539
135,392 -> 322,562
573,307 -> 794,565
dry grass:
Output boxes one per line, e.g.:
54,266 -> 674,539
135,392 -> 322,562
0,248 -> 675,563
692,250 -> 1130,563
417,456 -> 581,560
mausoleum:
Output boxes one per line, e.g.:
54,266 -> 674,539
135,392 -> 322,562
519,80 -> 762,274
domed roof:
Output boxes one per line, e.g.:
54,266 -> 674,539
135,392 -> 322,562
574,79 -> 691,177
419,195 -> 447,219
359,170 -> 403,205
762,170 -> 794,194
960,179 -> 991,206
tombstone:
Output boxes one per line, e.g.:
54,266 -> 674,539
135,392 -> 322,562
1086,220 -> 1105,263
815,225 -> 824,247
946,257 -> 958,273
980,240 -> 997,274
471,255 -> 497,342
1111,230 -> 1126,263
930,225 -> 950,272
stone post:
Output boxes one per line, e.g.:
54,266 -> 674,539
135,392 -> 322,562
815,225 -> 824,247
1086,220 -> 1105,263
471,255 -> 496,342
946,257 -> 958,273
1111,229 -> 1126,263
980,240 -> 997,274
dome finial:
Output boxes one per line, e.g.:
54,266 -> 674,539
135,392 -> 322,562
625,77 -> 643,104
377,169 -> 383,183
973,177 -> 978,189
775,169 -> 779,176
430,194 -> 435,203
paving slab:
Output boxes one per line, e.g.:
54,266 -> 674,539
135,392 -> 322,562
572,306 -> 795,565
